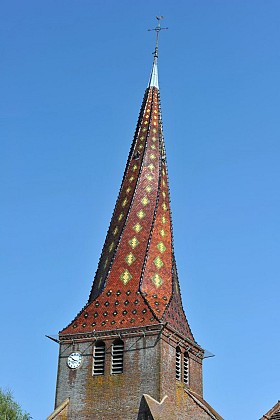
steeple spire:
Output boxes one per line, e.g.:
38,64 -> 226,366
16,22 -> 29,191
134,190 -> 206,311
148,16 -> 168,88
50,21 -> 224,420
60,18 -> 193,342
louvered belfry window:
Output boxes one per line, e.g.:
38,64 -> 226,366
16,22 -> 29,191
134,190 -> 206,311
184,352 -> 189,384
111,339 -> 124,374
93,341 -> 105,375
176,346 -> 181,381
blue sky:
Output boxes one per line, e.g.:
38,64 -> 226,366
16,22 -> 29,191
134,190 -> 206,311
1,1 -> 280,419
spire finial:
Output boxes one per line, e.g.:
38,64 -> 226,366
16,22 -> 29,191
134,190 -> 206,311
148,16 -> 168,59
148,16 -> 168,88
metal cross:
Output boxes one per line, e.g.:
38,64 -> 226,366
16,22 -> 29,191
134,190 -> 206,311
148,16 -> 168,58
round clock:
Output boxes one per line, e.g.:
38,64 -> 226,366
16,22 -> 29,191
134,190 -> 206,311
67,352 -> 82,369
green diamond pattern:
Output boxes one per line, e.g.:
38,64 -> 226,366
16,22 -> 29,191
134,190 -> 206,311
133,223 -> 142,233
157,241 -> 166,253
160,229 -> 166,238
125,252 -> 136,266
128,236 -> 139,249
153,256 -> 164,269
152,273 -> 163,288
120,269 -> 132,285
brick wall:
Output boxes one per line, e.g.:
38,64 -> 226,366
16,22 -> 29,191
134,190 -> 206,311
55,332 -> 161,419
54,327 -> 207,419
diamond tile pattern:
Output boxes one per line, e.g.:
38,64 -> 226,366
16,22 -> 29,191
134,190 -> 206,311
153,256 -> 164,269
60,86 -> 194,343
133,223 -> 142,233
120,269 -> 132,285
141,196 -> 150,206
137,209 -> 145,219
152,273 -> 163,287
125,252 -> 136,266
128,237 -> 139,249
157,241 -> 166,253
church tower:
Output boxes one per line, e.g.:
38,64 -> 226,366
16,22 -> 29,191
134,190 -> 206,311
48,19 -> 223,420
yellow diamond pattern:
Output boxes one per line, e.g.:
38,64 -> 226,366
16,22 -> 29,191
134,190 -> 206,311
122,197 -> 128,207
150,154 -> 156,160
148,163 -> 155,170
154,256 -> 164,269
146,185 -> 152,193
157,241 -> 166,253
133,223 -> 142,233
126,187 -> 131,194
141,196 -> 150,206
146,174 -> 153,181
151,144 -> 156,150
137,209 -> 145,219
118,213 -> 124,221
113,226 -> 118,236
128,236 -> 139,249
162,216 -> 166,224
129,176 -> 134,183
152,136 -> 157,142
103,258 -> 108,268
132,164 -> 138,172
140,136 -> 145,140
160,229 -> 166,238
162,191 -> 166,198
125,252 -> 136,266
120,269 -> 132,285
139,144 -> 144,150
109,242 -> 114,252
162,203 -> 167,211
152,273 -> 163,288
144,120 -> 148,125
163,180 -> 166,186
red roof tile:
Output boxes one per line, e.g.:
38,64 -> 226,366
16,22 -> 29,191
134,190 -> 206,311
61,75 -> 194,343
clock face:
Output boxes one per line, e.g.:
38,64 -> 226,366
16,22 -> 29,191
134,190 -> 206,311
67,352 -> 82,369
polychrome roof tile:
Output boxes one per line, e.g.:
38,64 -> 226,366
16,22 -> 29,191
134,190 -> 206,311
60,55 -> 194,343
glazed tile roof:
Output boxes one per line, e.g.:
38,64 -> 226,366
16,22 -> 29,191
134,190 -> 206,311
60,53 -> 194,343
270,412 -> 280,420
260,401 -> 280,420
